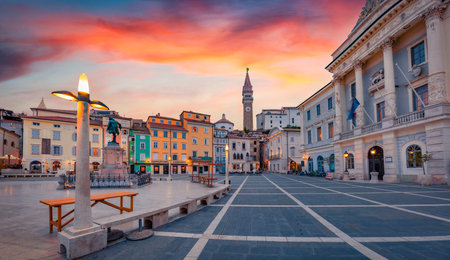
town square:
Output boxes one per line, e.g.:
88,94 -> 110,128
1,0 -> 450,259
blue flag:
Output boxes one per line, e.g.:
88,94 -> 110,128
347,98 -> 360,120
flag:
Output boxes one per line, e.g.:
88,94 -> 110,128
347,98 -> 360,120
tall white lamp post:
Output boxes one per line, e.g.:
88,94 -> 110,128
52,73 -> 109,259
225,144 -> 229,187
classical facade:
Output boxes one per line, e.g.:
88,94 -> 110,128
297,82 -> 336,173
267,127 -> 302,173
325,0 -> 450,182
256,107 -> 301,130
242,68 -> 254,131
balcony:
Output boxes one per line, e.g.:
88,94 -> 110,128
394,110 -> 425,126
361,122 -> 382,134
340,130 -> 354,139
269,155 -> 281,160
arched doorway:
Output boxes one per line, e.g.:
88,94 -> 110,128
368,146 -> 384,180
30,161 -> 42,173
317,156 -> 324,173
52,161 -> 61,171
308,157 -> 313,172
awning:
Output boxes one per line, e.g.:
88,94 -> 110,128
289,157 -> 303,164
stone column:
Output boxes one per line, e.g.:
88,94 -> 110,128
381,38 -> 397,118
423,5 -> 447,104
354,61 -> 365,126
333,143 -> 343,175
333,76 -> 345,135
426,120 -> 450,182
354,139 -> 365,179
382,131 -> 398,183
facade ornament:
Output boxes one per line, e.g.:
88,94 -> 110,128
370,69 -> 384,86
352,60 -> 364,70
421,4 -> 446,22
379,38 -> 395,50
411,65 -> 422,78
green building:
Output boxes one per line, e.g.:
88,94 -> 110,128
129,125 -> 151,174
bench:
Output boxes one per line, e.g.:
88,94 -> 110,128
40,191 -> 138,233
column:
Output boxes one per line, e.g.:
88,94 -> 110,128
382,131 -> 399,183
333,75 -> 345,135
423,5 -> 447,104
354,61 -> 365,126
354,139 -> 365,178
381,38 -> 397,118
333,143 -> 343,175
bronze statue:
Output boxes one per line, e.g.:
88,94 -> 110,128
106,117 -> 122,144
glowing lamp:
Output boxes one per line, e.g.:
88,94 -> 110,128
52,90 -> 78,101
78,73 -> 89,95
225,144 -> 229,151
370,148 -> 376,155
89,100 -> 109,110
344,151 -> 349,158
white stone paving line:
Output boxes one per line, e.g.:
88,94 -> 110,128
278,175 -> 450,224
211,203 -> 450,208
237,193 -> 285,195
263,175 -> 387,260
184,176 -> 249,260
337,181 -> 450,203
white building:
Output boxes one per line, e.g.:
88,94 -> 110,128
228,131 -> 251,173
214,114 -> 234,132
256,107 -> 300,130
267,127 -> 302,173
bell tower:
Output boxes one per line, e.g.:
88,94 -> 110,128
242,68 -> 253,131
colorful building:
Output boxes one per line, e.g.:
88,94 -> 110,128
129,119 -> 151,174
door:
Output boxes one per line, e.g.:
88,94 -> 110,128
368,146 -> 384,180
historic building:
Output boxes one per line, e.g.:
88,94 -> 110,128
0,126 -> 20,168
242,68 -> 254,131
266,127 -> 302,173
228,131 -> 252,173
214,113 -> 234,132
129,119 -> 152,174
0,108 -> 23,157
297,82 -> 336,173
325,0 -> 450,182
213,127 -> 228,174
256,107 -> 301,130
147,114 -> 188,174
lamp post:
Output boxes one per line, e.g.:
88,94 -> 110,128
225,144 -> 229,185
6,154 -> 11,168
343,151 -> 348,173
168,156 -> 172,181
52,73 -> 108,231
370,148 -> 376,172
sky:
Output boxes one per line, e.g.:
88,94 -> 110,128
0,0 -> 365,128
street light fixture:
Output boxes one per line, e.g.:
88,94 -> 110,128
168,156 -> 172,181
343,151 -> 349,173
370,147 -> 376,172
225,144 -> 229,186
52,73 -> 109,231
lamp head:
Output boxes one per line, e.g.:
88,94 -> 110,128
370,148 -> 376,155
78,73 -> 89,96
90,100 -> 109,110
52,91 -> 78,101
225,144 -> 229,151
344,151 -> 349,158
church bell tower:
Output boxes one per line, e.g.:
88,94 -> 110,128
242,68 -> 254,131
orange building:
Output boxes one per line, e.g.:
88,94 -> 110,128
180,111 -> 214,174
147,114 -> 188,175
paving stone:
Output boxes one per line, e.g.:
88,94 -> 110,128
293,193 -> 375,205
364,241 -> 450,260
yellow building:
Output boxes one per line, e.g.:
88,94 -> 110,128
180,111 -> 213,174
147,114 -> 188,174
22,114 -> 103,174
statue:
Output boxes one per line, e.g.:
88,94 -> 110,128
106,117 -> 122,144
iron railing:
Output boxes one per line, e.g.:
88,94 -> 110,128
63,173 -> 151,189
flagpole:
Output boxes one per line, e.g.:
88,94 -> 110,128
395,63 -> 426,109
335,98 -> 356,129
372,81 -> 397,117
361,105 -> 375,124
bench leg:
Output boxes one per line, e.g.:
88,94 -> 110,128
49,206 -> 53,233
57,206 -> 62,232
120,197 -> 123,214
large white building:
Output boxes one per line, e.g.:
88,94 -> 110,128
256,107 -> 300,131
267,127 -> 302,173
322,0 -> 450,183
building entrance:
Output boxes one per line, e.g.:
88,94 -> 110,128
368,146 -> 384,180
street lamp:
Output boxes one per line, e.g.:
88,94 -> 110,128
225,144 -> 229,186
370,148 -> 376,172
343,151 -> 349,173
168,156 -> 172,181
6,154 -> 11,168
52,73 -> 109,231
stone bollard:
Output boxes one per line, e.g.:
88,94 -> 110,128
370,172 -> 379,183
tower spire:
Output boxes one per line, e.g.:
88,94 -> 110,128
242,68 -> 254,131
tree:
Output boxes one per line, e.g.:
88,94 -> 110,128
409,152 -> 432,175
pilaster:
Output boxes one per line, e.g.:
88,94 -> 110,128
381,38 -> 397,118
354,139 -> 365,178
333,75 -> 345,134
382,131 -> 398,183
354,60 -> 365,126
334,143 -> 343,174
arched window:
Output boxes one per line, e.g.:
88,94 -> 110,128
308,157 -> 314,172
233,154 -> 236,160
11,141 -> 15,148
407,144 -> 422,168
329,154 -> 335,172
317,156 -> 324,173
240,154 -> 243,160
52,161 -> 61,171
347,153 -> 355,169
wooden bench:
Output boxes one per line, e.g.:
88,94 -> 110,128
40,191 -> 138,233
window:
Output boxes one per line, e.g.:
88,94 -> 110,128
232,142 -> 236,149
407,144 -> 422,168
54,124 -> 60,128
131,145 -> 134,152
176,121 -> 180,125
160,119 -> 164,123
92,148 -> 99,157
182,154 -> 187,161
292,118 -> 294,124
290,137 -> 294,142
411,41 -> 425,66
10,141 -> 14,147
163,131 -> 168,138
52,131 -> 61,140
153,130 -> 158,137
72,133 -> 77,141
347,153 -> 355,169
72,146 -> 76,156
242,143 -> 246,149
351,83 -> 356,99
163,142 -> 168,149
3,139 -> 6,145
328,122 -> 334,139
122,129 -> 127,135
317,156 -> 324,173
173,142 -> 177,149
204,127 -> 209,133
204,138 -> 209,145
172,154 -> 178,161
328,97 -> 333,110
182,142 -> 187,150
32,122 -> 40,126
376,102 -> 385,122
204,151 -> 208,157
307,130 -> 312,144
193,151 -> 197,158
122,137 -> 126,145
153,152 -> 159,160
140,142 -> 145,149
92,134 -> 99,143
192,126 -> 197,132
163,153 -> 168,160
32,144 -> 40,155
168,120 -> 172,125
413,85 -> 428,111
151,118 -> 156,122
317,127 -> 322,142
173,132 -> 177,138
192,137 -> 197,145
290,147 -> 295,156
140,154 -> 145,161
32,129 -> 40,139
196,114 -> 200,119
307,110 -> 311,121
52,145 -> 62,155
153,141 -> 158,148
182,132 -> 186,139
93,128 -> 99,132
316,104 -> 321,116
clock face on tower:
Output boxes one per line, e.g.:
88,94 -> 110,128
245,106 -> 251,112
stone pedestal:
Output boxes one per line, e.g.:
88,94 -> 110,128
383,174 -> 398,183
58,225 -> 107,259
342,172 -> 350,181
417,175 -> 433,186
100,143 -> 127,176
370,172 -> 379,183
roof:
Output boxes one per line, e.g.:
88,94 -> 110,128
243,68 -> 253,92
180,111 -> 210,117
30,107 -> 77,115
184,119 -> 213,126
0,126 -> 20,137
37,98 -> 46,109
297,82 -> 333,109
214,114 -> 234,125
148,122 -> 188,132
131,127 -> 150,134
22,116 -> 102,126
147,115 -> 180,121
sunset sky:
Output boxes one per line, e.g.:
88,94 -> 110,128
0,0 -> 364,128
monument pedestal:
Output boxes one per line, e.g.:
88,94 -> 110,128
100,142 -> 127,176
58,225 -> 106,259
